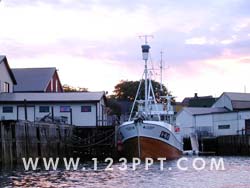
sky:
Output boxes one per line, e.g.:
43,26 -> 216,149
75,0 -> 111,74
0,0 -> 250,100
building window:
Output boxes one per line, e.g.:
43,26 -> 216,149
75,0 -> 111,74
81,106 -> 91,112
3,82 -> 10,93
3,106 -> 13,113
60,106 -> 71,112
39,106 -> 50,113
218,125 -> 230,129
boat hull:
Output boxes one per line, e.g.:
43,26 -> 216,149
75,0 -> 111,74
118,121 -> 183,160
122,136 -> 182,160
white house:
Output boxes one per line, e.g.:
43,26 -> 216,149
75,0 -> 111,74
0,92 -> 108,127
176,92 -> 250,137
0,56 -> 17,93
0,55 -> 109,127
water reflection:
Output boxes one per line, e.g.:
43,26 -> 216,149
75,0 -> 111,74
0,157 -> 250,188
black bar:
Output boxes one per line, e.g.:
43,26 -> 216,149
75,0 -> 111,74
96,103 -> 98,126
16,106 -> 19,121
70,108 -> 72,125
51,106 -> 54,123
24,99 -> 27,121
102,105 -> 104,126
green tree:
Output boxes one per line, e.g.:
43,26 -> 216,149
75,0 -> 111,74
106,98 -> 122,117
63,84 -> 88,92
112,80 -> 169,101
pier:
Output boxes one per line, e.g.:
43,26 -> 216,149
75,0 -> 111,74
184,135 -> 250,156
0,120 -> 117,168
0,120 -> 72,168
216,135 -> 250,156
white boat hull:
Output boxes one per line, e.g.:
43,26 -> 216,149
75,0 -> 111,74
118,120 -> 183,159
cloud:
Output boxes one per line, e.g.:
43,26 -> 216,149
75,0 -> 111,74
8,54 -> 142,93
166,53 -> 250,100
0,1 -> 159,42
185,37 -> 218,45
1,0 -> 250,98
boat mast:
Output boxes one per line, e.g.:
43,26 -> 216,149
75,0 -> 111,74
160,51 -> 163,93
140,35 -> 152,115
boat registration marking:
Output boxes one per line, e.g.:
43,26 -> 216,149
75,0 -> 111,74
160,131 -> 170,140
125,126 -> 135,131
143,125 -> 155,130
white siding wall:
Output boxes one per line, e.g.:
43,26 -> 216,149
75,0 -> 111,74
213,113 -> 238,136
0,106 -> 17,120
195,114 -> 213,127
195,114 -> 213,136
18,106 -> 35,121
176,110 -> 195,137
176,109 -> 250,137
99,98 -> 107,126
0,62 -> 14,93
34,103 -> 97,126
97,102 -> 101,126
0,102 -> 107,127
71,104 -> 96,126
238,111 -> 250,132
212,94 -> 232,110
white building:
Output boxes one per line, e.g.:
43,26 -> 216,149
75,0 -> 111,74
0,56 -> 17,93
0,55 -> 108,127
0,92 -> 108,127
176,92 -> 250,137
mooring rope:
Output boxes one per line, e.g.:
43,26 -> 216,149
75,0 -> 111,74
70,129 -> 114,144
67,130 -> 115,148
67,131 -> 115,148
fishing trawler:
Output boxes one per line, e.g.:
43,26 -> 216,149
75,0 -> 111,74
118,38 -> 183,159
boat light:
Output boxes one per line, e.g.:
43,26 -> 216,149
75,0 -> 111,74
141,44 -> 150,61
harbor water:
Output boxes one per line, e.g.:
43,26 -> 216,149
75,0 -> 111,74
0,156 -> 250,188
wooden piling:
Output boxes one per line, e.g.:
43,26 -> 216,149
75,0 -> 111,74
0,120 -> 73,168
216,135 -> 250,156
197,135 -> 250,156
1,120 -> 116,168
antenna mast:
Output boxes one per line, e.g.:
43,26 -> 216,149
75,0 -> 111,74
160,51 -> 163,93
139,35 -> 153,115
139,35 -> 153,44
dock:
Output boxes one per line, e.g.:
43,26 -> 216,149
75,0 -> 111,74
0,120 -> 72,168
184,135 -> 250,156
217,135 -> 250,155
0,120 -> 118,168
